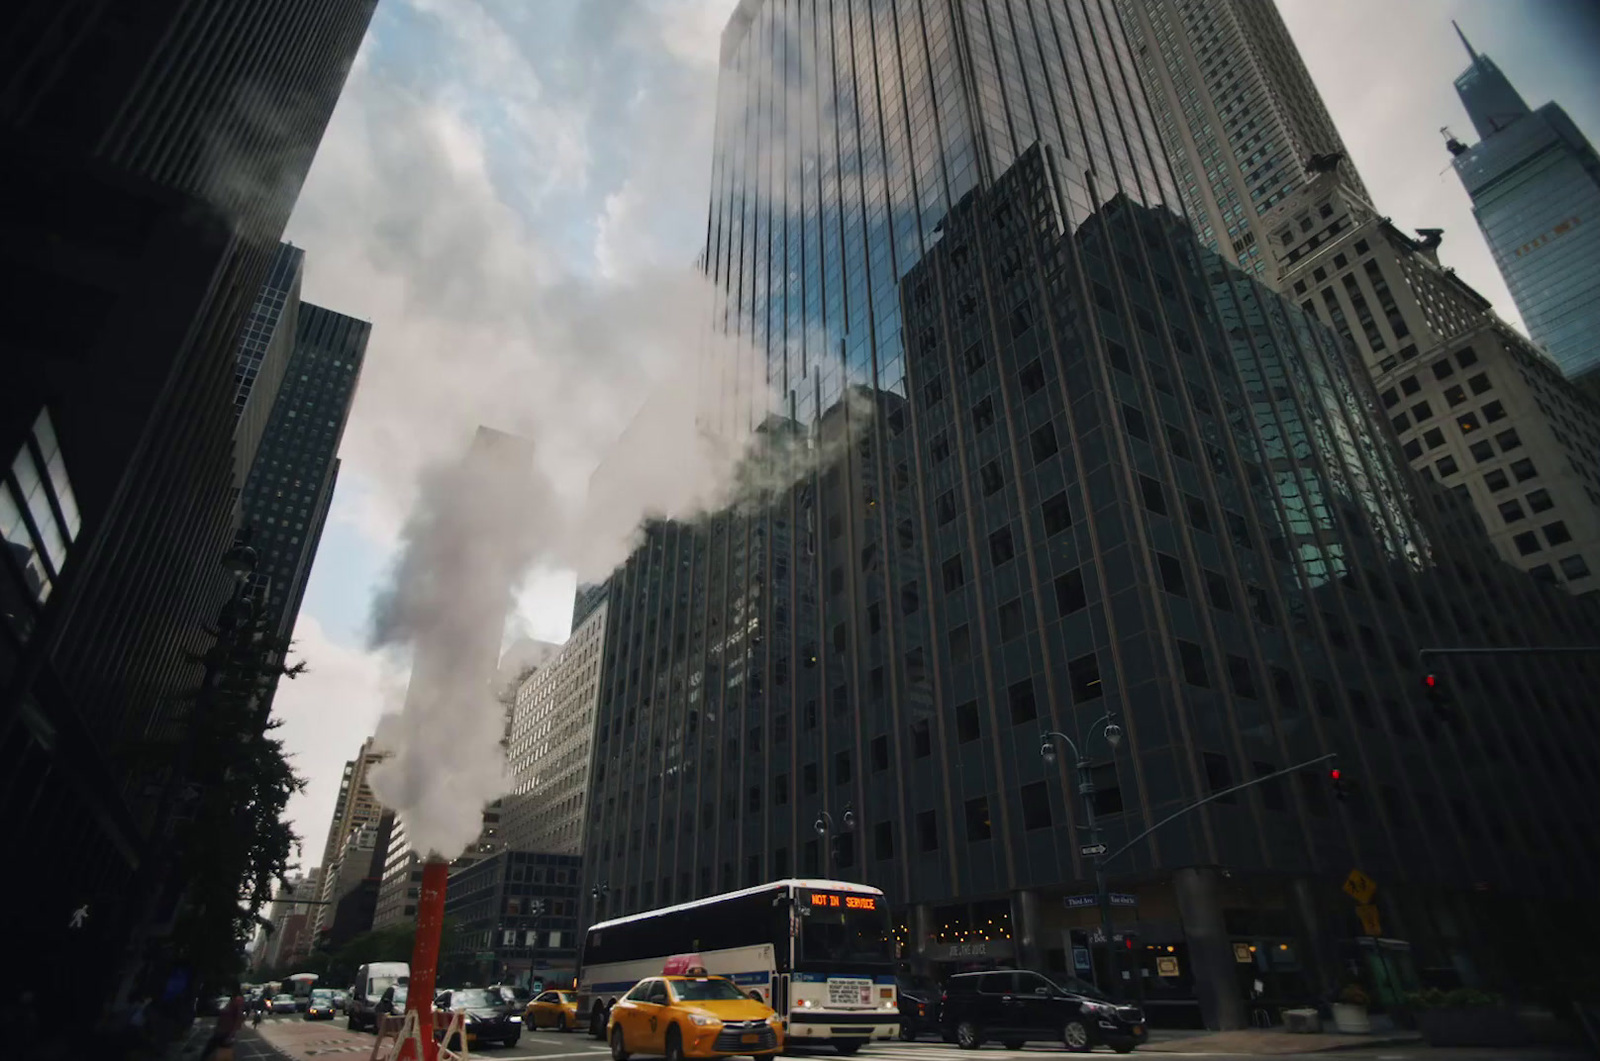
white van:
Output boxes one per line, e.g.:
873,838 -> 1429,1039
348,961 -> 410,1032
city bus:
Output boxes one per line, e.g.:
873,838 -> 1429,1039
578,879 -> 897,1054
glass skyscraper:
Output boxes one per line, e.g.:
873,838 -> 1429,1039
583,0 -> 1600,1031
1449,27 -> 1600,383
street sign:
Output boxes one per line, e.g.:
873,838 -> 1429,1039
1342,868 -> 1378,904
1355,903 -> 1383,937
1079,843 -> 1107,856
1064,893 -> 1137,908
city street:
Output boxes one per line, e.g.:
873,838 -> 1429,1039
240,1016 -> 1591,1061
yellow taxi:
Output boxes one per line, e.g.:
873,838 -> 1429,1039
527,988 -> 580,1031
608,972 -> 783,1061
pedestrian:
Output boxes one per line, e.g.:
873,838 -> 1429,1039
201,984 -> 245,1060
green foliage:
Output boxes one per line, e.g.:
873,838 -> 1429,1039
1404,987 -> 1506,1009
164,615 -> 306,988
1337,983 -> 1370,1006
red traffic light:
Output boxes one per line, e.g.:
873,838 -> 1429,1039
1329,768 -> 1341,781
1423,674 -> 1439,689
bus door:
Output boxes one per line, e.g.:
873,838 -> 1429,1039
774,974 -> 788,1017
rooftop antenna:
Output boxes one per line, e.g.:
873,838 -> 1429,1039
1441,126 -> 1468,158
1452,20 -> 1479,62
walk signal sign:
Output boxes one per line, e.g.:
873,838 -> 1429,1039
1342,868 -> 1377,904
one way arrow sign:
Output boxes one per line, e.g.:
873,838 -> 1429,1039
1079,843 -> 1107,856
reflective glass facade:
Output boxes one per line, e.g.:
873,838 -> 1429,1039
1452,52 -> 1600,381
585,0 -> 1600,1020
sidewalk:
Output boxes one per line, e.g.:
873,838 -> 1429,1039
1141,1027 -> 1423,1054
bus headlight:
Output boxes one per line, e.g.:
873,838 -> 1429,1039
881,1001 -> 897,1010
688,1013 -> 722,1026
795,999 -> 817,1009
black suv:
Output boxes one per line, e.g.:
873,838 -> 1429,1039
897,976 -> 941,1040
939,970 -> 1145,1053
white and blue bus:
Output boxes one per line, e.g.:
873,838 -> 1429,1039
578,879 -> 898,1053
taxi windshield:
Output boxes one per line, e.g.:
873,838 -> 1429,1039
671,979 -> 752,1002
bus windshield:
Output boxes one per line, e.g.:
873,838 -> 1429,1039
798,907 -> 895,969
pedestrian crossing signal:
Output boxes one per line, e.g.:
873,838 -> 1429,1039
1329,768 -> 1349,802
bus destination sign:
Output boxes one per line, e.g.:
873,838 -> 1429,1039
803,890 -> 878,911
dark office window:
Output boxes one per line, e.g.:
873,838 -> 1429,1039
868,601 -> 883,635
964,341 -> 986,375
1167,424 -> 1193,461
802,763 -> 818,796
834,750 -> 852,785
873,821 -> 894,860
972,397 -> 995,432
1468,372 -> 1491,395
1090,763 -> 1122,815
930,432 -> 950,464
990,525 -> 1015,565
949,623 -> 972,663
1423,427 -> 1445,449
833,622 -> 847,653
871,735 -> 889,773
1069,653 -> 1103,702
1157,552 -> 1186,596
1482,400 -> 1506,422
1105,339 -> 1132,373
1031,422 -> 1059,463
1043,491 -> 1072,534
830,565 -> 845,594
1496,428 -> 1522,451
1140,475 -> 1167,515
747,785 -> 761,813
911,720 -> 931,758
917,810 -> 939,852
965,797 -> 993,841
1544,521 -> 1572,546
1009,678 -> 1037,724
1203,753 -> 1236,803
957,700 -> 982,743
1178,640 -> 1209,686
1021,782 -> 1052,830
775,774 -> 789,805
1227,655 -> 1258,698
980,460 -> 1005,495
1122,403 -> 1149,441
998,597 -> 1024,640
1469,440 -> 1494,462
1403,440 -> 1424,460
1436,455 -> 1459,477
1514,531 -> 1540,556
1527,488 -> 1553,513
1431,359 -> 1455,380
1484,468 -> 1510,491
901,580 -> 919,614
1399,375 -> 1421,395
1020,359 -> 1046,395
1055,568 -> 1086,614
905,647 -> 927,684
1200,570 -> 1231,611
937,490 -> 958,525
942,554 -> 965,592
924,375 -> 944,407
1511,458 -> 1537,481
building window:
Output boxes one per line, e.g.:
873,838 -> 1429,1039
1544,521 -> 1572,546
1469,440 -> 1494,462
957,700 -> 981,743
1513,531 -> 1540,556
1435,455 -> 1459,478
1205,570 -> 1232,611
1499,500 -> 1525,523
911,720 -> 931,758
949,623 -> 972,663
1157,552 -> 1186,595
942,554 -> 965,592
1055,568 -> 1087,614
1020,359 -> 1046,395
1178,640 -> 1209,686
1496,428 -> 1522,452
1484,468 -> 1510,491
1559,554 -> 1591,580
873,821 -> 895,860
834,750 -> 852,785
989,525 -> 1015,565
1227,655 -> 1257,698
871,735 -> 889,773
1031,422 -> 1059,463
1482,400 -> 1506,422
1203,753 -> 1236,802
965,796 -> 993,842
972,397 -> 995,432
1069,654 -> 1103,702
1511,458 -> 1538,481
1526,489 -> 1554,513
1140,475 -> 1167,515
937,490 -> 958,525
980,460 -> 1005,495
1043,492 -> 1072,534
1467,372 -> 1492,394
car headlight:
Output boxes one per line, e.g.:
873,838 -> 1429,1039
688,1013 -> 722,1026
1083,1001 -> 1115,1016
510,1015 -> 522,1022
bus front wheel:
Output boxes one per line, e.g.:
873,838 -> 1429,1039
834,1042 -> 862,1055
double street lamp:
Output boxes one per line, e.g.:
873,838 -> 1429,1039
813,804 -> 855,876
1040,715 -> 1124,995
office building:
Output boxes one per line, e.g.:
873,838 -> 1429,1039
327,810 -> 395,949
580,1 -> 1600,1030
311,737 -> 388,939
233,242 -> 306,488
1262,174 -> 1600,597
1116,0 -> 1370,282
503,596 -> 608,855
0,0 -> 376,1011
443,851 -> 583,988
241,303 -> 369,640
1448,26 -> 1600,385
1120,8 -> 1600,597
254,868 -> 322,972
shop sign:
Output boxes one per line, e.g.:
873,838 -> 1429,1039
1156,956 -> 1180,977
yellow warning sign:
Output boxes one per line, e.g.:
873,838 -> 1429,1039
1355,902 -> 1383,937
1342,868 -> 1377,904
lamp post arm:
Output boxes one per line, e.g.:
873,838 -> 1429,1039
1099,752 -> 1338,870
1040,729 -> 1083,761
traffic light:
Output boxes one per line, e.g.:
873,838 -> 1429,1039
1422,673 -> 1458,724
1329,768 -> 1349,802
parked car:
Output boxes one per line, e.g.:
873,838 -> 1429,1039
939,970 -> 1145,1053
435,987 -> 523,1050
348,962 -> 410,1032
897,976 -> 941,1041
332,990 -> 348,1013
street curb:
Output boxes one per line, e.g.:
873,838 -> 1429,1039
1304,1033 -> 1425,1052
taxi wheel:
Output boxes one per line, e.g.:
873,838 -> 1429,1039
611,1026 -> 631,1061
665,1025 -> 686,1061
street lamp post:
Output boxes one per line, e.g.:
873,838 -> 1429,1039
590,881 -> 609,922
813,804 -> 856,876
1040,717 -> 1124,995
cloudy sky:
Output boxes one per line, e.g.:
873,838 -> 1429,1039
274,0 -> 1600,867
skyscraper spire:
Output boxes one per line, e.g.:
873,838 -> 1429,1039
1453,20 -> 1479,62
